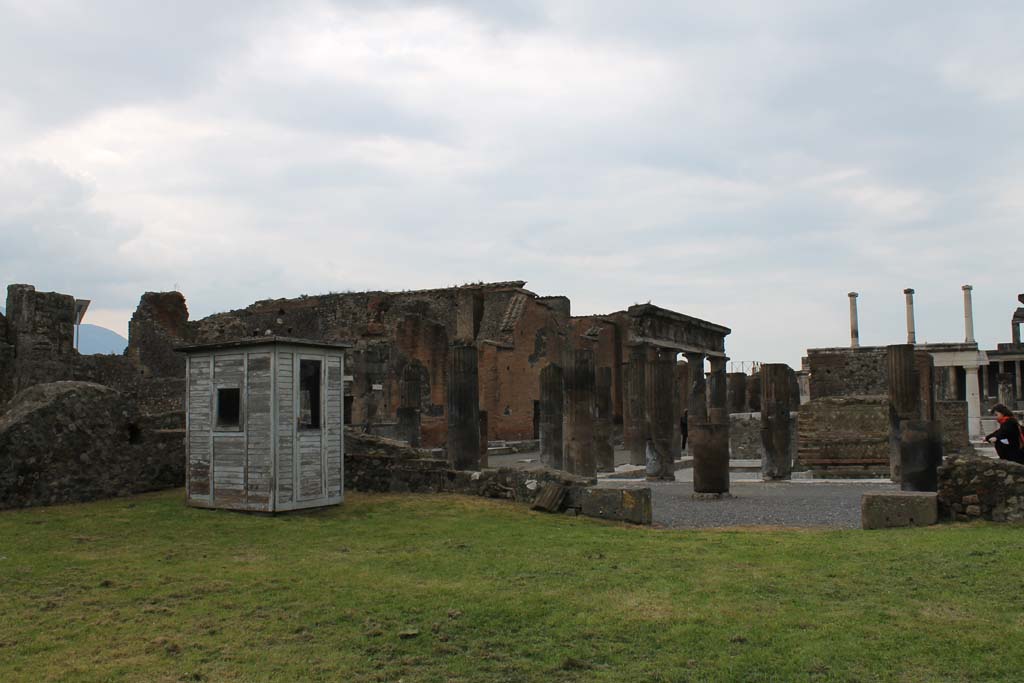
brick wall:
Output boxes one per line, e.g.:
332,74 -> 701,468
797,396 -> 891,474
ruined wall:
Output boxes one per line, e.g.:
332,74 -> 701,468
3,285 -> 77,395
806,347 -> 888,399
0,382 -> 183,509
936,400 -> 970,455
796,397 -> 891,475
126,292 -> 190,378
938,455 -> 1024,522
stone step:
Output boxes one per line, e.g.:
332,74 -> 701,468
487,447 -> 514,456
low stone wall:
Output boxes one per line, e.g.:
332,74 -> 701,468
937,455 -> 1024,522
343,430 -> 650,524
0,381 -> 184,509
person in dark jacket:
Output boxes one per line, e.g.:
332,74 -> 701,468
985,404 -> 1024,465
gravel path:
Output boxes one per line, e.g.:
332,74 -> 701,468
602,479 -> 898,529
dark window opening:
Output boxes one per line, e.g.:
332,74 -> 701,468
344,396 -> 354,425
217,388 -> 241,429
299,359 -> 322,429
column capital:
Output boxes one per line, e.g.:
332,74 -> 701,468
903,288 -> 915,295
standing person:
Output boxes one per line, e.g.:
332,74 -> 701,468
680,409 -> 689,452
985,404 -> 1024,465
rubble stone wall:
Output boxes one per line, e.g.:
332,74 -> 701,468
938,455 -> 1024,522
806,347 -> 888,399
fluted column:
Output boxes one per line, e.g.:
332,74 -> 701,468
446,344 -> 480,470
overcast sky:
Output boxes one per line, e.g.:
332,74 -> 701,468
2,1 -> 1022,367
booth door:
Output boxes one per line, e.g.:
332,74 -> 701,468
296,354 -> 326,501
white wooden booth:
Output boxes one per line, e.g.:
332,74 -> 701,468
178,337 -> 350,512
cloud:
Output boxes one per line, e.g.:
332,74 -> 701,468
2,0 -> 1023,366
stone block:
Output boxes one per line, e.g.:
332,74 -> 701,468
578,487 -> 652,525
861,492 -> 938,529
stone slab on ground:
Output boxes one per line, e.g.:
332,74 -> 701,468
861,492 -> 938,529
575,487 -> 652,525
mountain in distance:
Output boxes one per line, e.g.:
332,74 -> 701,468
0,306 -> 128,355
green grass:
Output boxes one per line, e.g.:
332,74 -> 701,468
1,490 -> 1023,683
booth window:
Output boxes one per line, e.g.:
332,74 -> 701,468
299,359 -> 322,429
216,387 -> 241,429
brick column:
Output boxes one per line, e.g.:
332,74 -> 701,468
446,344 -> 480,471
539,363 -> 563,470
563,349 -> 596,477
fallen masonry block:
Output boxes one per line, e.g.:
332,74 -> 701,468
861,492 -> 938,530
575,487 -> 652,525
530,482 -> 568,513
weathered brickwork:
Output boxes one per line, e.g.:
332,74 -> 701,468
935,400 -> 970,454
806,346 -> 888,399
796,397 -> 891,476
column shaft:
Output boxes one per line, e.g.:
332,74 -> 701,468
563,349 -> 596,477
760,363 -> 795,480
644,349 -> 676,481
594,366 -> 615,472
446,344 -> 480,470
539,364 -> 563,470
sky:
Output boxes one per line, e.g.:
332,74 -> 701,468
1,0 -> 1022,367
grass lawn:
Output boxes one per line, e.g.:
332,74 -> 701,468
1,490 -> 1023,682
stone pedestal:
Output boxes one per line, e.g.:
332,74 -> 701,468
594,366 -> 615,472
446,344 -> 480,471
899,420 -> 943,492
760,363 -> 795,480
563,349 -> 596,477
539,364 -> 563,470
644,349 -> 676,481
691,423 -> 730,493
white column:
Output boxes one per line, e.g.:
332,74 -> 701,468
848,292 -> 860,348
962,285 -> 975,344
904,288 -> 916,345
964,364 -> 982,439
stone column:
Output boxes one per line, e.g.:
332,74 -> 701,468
688,352 -> 729,493
685,352 -> 708,425
708,357 -> 728,425
887,344 -> 919,482
726,372 -> 748,414
998,373 -> 1016,408
760,363 -> 795,480
962,285 -> 975,344
539,364 -> 563,470
899,421 -> 943,492
964,363 -> 982,439
644,349 -> 676,481
397,365 -> 422,447
446,344 -> 480,471
478,410 -> 489,469
594,366 -> 615,472
563,349 -> 596,477
904,288 -> 916,345
624,345 -> 649,465
848,292 -> 860,348
915,350 -> 936,422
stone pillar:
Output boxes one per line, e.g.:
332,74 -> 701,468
624,345 -> 649,465
478,410 -> 489,469
563,349 -> 596,477
904,288 -> 916,345
899,420 -> 943,492
446,344 -> 480,471
887,344 -> 919,482
745,370 -> 761,412
397,365 -> 422,447
962,284 -> 975,344
539,364 -> 564,470
688,352 -> 729,493
685,352 -> 708,425
594,366 -> 615,472
915,351 -> 936,422
726,372 -> 748,414
760,363 -> 795,480
848,292 -> 860,348
708,357 -> 728,425
964,364 -> 982,439
998,373 -> 1016,408
644,350 -> 676,481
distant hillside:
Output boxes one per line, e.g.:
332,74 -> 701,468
0,307 -> 127,355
